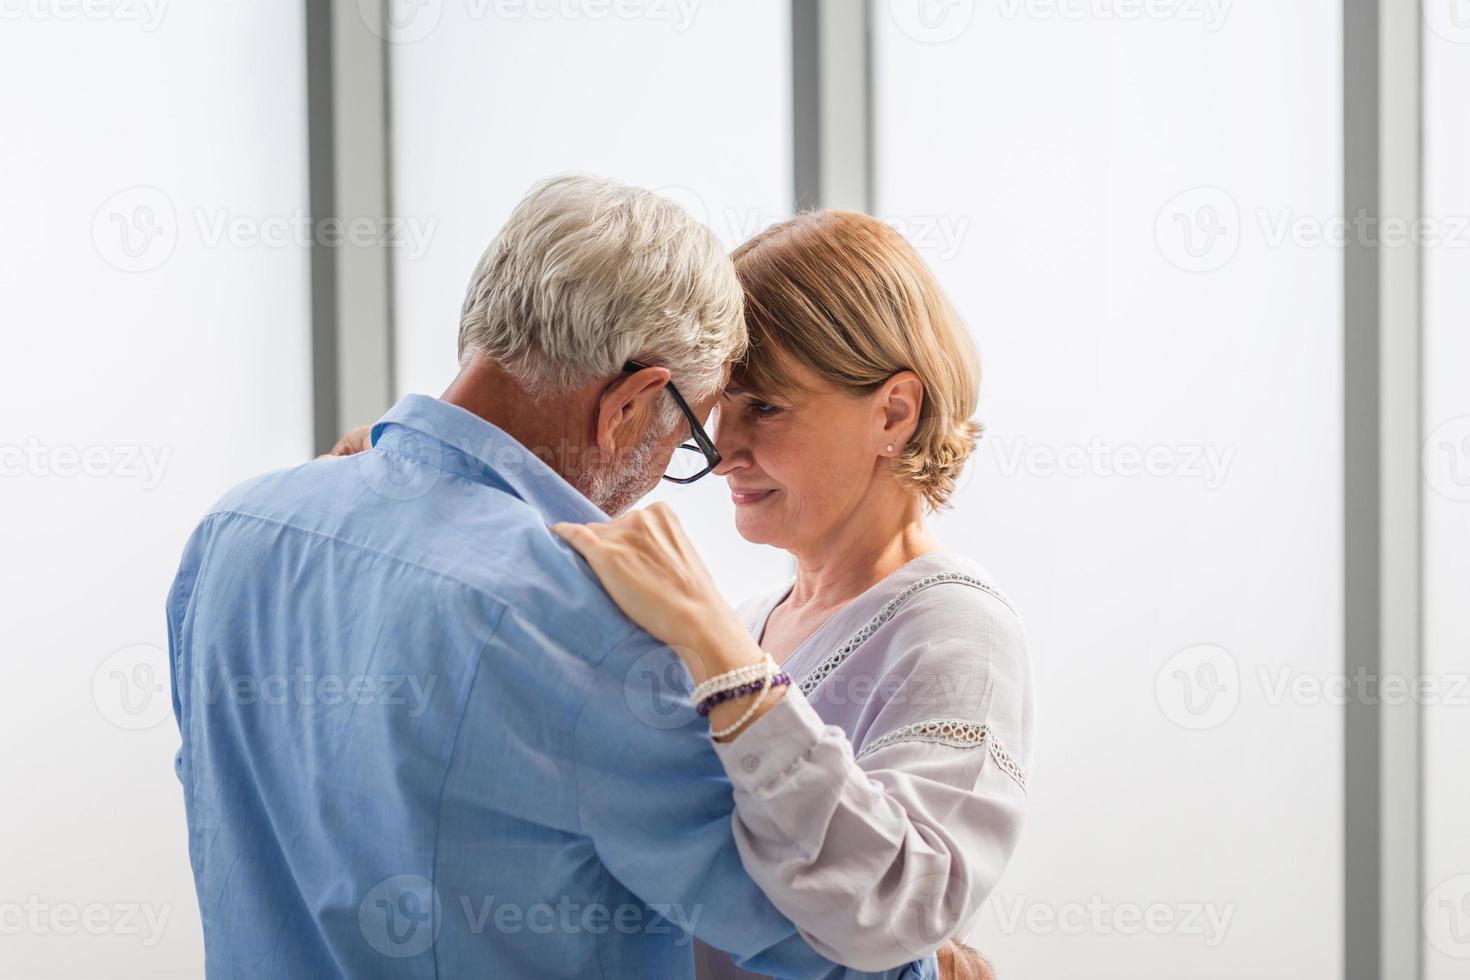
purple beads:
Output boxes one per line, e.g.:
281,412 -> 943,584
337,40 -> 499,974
696,673 -> 792,716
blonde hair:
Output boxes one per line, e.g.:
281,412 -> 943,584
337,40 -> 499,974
458,174 -> 746,416
731,210 -> 982,509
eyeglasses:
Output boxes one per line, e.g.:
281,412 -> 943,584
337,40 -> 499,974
623,359 -> 721,484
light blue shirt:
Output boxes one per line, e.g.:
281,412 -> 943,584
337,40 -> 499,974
167,393 -> 936,979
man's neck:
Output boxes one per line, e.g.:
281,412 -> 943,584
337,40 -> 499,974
440,354 -> 599,484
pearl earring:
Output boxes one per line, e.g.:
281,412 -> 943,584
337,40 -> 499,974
885,443 -> 895,453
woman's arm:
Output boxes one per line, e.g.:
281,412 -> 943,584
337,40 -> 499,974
706,684 -> 1024,970
552,504 -> 1029,971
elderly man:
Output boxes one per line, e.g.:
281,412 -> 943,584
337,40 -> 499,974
166,175 -> 947,978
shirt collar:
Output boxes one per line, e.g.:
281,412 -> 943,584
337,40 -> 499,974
369,394 -> 609,526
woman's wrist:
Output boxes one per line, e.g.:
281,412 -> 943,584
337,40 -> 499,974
680,616 -> 766,685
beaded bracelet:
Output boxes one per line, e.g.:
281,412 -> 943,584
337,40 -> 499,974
709,664 -> 791,740
696,672 -> 793,716
690,654 -> 777,707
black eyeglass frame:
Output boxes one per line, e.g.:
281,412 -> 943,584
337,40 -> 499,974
623,359 -> 721,484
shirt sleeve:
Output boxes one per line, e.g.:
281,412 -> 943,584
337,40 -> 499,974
165,515 -> 215,785
573,630 -> 938,980
708,600 -> 1031,971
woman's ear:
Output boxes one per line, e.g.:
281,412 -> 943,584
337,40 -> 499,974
595,364 -> 670,454
878,370 -> 924,454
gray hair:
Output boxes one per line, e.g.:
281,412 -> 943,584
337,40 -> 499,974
458,175 -> 746,423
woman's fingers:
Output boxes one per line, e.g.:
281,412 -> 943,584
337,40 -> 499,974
549,521 -> 611,561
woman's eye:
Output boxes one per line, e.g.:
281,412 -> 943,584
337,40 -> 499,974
749,401 -> 780,418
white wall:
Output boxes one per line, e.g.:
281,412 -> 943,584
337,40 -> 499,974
387,0 -> 796,603
0,4 -> 312,976
1421,9 -> 1470,976
873,2 -> 1343,976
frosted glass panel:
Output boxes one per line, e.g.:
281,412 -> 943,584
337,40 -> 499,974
874,3 -> 1343,976
389,1 -> 794,601
0,5 -> 312,976
1422,13 -> 1470,978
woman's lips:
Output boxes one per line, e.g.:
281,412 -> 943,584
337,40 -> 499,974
730,488 -> 777,506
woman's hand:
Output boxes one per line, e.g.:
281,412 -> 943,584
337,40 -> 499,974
551,502 -> 762,684
317,425 -> 372,459
937,940 -> 995,980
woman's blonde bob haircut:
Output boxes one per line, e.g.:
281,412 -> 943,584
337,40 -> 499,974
731,210 -> 982,510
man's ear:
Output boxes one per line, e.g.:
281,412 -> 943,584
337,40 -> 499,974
877,370 -> 925,452
595,364 -> 671,453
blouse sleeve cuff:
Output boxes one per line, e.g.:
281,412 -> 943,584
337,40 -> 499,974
711,689 -> 829,794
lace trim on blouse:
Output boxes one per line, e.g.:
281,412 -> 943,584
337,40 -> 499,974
796,572 -> 1016,697
856,719 -> 1027,792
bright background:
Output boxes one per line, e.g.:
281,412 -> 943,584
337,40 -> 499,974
1,1 -> 1464,978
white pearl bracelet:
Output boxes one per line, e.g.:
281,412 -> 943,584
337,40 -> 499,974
709,657 -> 777,740
691,654 -> 776,706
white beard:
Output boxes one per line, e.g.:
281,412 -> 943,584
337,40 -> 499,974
576,430 -> 665,516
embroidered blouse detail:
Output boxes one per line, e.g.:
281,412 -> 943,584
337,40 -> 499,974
797,572 -> 1017,696
857,718 -> 1028,792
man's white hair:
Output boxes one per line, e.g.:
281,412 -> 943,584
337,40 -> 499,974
458,174 -> 746,426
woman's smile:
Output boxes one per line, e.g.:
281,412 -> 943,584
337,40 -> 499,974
730,486 -> 778,506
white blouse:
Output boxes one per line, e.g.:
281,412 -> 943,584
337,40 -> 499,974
694,551 -> 1034,978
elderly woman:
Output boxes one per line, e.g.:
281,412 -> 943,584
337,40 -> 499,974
553,210 -> 1033,980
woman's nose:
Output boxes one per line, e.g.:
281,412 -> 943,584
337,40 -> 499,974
711,408 -> 746,476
